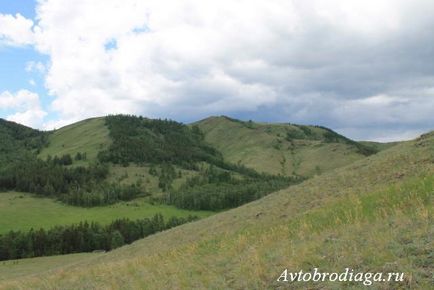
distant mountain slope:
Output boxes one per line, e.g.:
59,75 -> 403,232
0,119 -> 47,166
2,115 -> 298,211
2,115 -> 393,209
34,115 -> 389,179
2,131 -> 432,289
97,115 -> 222,167
194,116 -> 379,177
359,140 -> 399,152
38,117 -> 110,164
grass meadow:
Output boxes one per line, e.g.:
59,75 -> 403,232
0,191 -> 213,235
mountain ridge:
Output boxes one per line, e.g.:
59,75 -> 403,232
1,114 -> 392,178
194,115 -> 388,176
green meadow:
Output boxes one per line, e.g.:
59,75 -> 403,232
0,191 -> 213,234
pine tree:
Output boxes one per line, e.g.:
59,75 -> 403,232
110,230 -> 125,249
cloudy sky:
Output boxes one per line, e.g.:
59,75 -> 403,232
0,0 -> 433,141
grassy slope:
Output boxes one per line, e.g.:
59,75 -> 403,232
35,115 -> 380,188
38,117 -> 110,165
0,253 -> 100,281
36,117 -> 200,194
107,164 -> 200,197
2,132 -> 432,289
360,140 -> 399,152
0,192 -> 212,234
194,116 -> 378,177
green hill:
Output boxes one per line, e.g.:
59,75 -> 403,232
35,115 -> 384,179
1,115 -> 298,209
0,115 -> 405,216
0,115 -> 297,265
359,140 -> 399,152
1,129 -> 432,289
34,116 -> 210,199
38,117 -> 111,165
194,116 -> 382,177
0,115 -> 400,218
0,119 -> 47,166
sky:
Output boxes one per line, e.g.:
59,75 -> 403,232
0,0 -> 433,141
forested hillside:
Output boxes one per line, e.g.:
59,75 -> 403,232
98,115 -> 221,167
0,115 -> 402,267
0,119 -> 47,166
0,115 -> 301,262
0,115 -> 392,213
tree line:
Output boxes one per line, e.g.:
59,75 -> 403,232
0,156 -> 145,207
97,115 -> 222,167
161,165 -> 301,210
165,178 -> 293,210
60,182 -> 145,207
0,214 -> 198,261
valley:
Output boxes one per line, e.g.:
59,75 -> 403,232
0,115 -> 431,289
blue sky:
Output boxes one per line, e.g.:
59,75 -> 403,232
0,0 -> 39,90
0,47 -> 50,106
0,0 -> 55,123
0,0 -> 36,18
0,0 -> 433,141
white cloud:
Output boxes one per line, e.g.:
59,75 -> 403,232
333,94 -> 434,126
335,126 -> 425,142
25,61 -> 46,73
28,0 -> 298,124
2,0 -> 434,139
7,109 -> 47,129
0,13 -> 34,46
0,90 -> 40,109
0,90 -> 47,128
